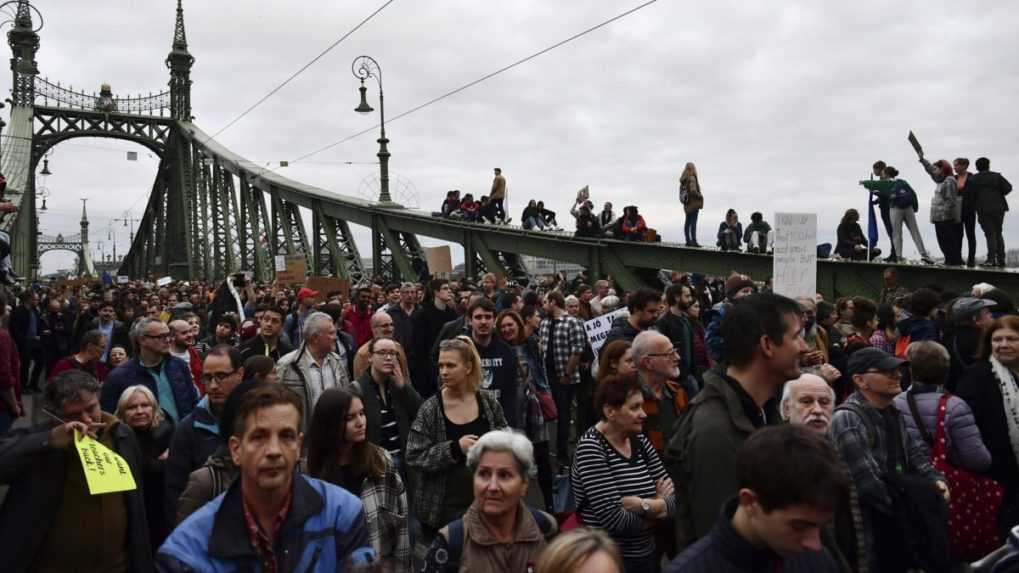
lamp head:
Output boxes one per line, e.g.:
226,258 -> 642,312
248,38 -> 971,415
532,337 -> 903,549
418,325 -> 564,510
355,80 -> 374,114
40,158 -> 52,176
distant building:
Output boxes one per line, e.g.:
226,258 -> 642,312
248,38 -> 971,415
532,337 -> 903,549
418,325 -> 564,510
520,255 -> 585,277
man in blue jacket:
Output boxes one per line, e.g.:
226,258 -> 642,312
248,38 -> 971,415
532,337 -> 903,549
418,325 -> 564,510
101,317 -> 198,424
158,384 -> 376,572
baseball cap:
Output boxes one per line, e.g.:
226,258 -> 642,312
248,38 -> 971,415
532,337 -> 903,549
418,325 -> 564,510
848,347 -> 907,376
296,287 -> 319,301
951,297 -> 995,319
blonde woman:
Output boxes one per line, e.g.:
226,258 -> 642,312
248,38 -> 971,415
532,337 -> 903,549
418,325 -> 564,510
406,336 -> 508,552
116,385 -> 174,548
679,162 -> 703,247
537,528 -> 623,573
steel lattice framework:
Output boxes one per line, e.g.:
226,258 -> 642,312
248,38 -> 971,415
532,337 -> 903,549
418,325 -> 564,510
0,0 -> 1016,300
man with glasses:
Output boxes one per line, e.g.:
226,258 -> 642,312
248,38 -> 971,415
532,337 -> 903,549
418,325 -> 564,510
829,347 -> 947,571
101,316 -> 198,423
165,345 -> 246,520
239,305 -> 293,362
633,331 -> 688,455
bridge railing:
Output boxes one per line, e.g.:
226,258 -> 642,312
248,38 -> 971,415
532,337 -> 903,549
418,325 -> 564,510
34,77 -> 171,116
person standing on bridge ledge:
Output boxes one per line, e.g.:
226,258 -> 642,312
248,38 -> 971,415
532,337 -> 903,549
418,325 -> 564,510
490,167 -> 508,223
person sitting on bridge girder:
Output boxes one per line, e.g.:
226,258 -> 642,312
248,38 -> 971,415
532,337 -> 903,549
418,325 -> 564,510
620,205 -> 648,241
460,193 -> 481,222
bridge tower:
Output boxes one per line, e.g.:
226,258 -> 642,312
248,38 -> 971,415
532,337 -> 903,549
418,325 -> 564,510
78,198 -> 90,275
162,0 -> 195,279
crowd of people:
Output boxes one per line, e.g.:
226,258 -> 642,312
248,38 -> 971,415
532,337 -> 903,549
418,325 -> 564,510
434,156 -> 1013,266
0,262 -> 1017,572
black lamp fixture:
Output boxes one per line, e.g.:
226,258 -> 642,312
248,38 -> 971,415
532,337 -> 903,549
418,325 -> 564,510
354,80 -> 373,113
39,158 -> 51,176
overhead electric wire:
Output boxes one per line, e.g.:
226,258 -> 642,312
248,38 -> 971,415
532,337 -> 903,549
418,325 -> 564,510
289,0 -> 659,165
207,0 -> 396,140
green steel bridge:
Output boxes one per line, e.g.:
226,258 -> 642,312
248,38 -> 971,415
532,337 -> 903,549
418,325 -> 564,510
1,0 -> 1015,299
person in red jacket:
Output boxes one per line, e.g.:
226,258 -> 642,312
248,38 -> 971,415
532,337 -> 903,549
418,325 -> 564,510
621,205 -> 648,241
343,287 -> 375,348
0,292 -> 22,433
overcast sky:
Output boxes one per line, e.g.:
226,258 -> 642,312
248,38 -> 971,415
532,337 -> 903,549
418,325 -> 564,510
23,0 -> 1019,274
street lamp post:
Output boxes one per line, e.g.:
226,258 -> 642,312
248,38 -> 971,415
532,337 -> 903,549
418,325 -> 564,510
351,55 -> 393,205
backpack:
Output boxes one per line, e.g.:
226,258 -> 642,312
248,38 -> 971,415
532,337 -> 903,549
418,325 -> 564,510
444,507 -> 556,565
892,179 -> 917,209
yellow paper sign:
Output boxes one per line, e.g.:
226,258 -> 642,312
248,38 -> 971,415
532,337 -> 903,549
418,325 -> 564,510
74,430 -> 138,495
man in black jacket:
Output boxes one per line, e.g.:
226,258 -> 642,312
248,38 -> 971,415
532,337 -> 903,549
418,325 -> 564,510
239,306 -> 294,362
411,279 -> 458,398
605,287 -> 661,345
971,156 -> 1012,267
0,369 -> 152,573
468,297 -> 521,429
10,290 -> 43,392
665,425 -> 848,572
656,283 -> 695,381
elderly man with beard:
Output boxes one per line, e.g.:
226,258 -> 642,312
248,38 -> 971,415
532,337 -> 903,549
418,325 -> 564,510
667,293 -> 807,547
781,374 -> 834,433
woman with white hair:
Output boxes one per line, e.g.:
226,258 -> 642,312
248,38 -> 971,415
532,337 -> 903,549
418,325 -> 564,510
421,429 -> 558,572
116,384 -> 174,548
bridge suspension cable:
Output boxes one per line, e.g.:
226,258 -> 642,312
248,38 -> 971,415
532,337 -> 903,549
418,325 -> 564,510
288,0 -> 659,165
207,0 -> 396,140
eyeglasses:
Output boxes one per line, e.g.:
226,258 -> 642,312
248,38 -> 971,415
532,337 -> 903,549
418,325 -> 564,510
201,370 -> 237,384
373,350 -> 399,359
144,332 -> 172,340
647,348 -> 679,358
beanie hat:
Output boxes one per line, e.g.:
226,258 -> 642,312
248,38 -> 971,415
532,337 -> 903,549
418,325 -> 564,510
724,275 -> 756,300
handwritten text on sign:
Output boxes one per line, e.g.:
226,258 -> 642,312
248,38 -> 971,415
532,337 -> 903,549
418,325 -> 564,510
772,213 -> 817,300
585,308 -> 630,357
75,430 -> 138,495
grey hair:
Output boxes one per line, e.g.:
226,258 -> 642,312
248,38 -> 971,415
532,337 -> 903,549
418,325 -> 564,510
564,295 -> 580,306
466,429 -> 536,480
44,369 -> 101,413
115,385 -> 165,428
302,312 -> 334,341
600,295 -> 621,312
631,330 -> 667,368
370,310 -> 393,328
906,340 -> 951,384
131,316 -> 164,342
780,373 -> 834,420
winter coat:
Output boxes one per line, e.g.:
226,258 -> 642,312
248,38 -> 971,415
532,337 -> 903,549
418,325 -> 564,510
956,361 -> 1019,493
158,474 -> 375,572
176,446 -> 238,525
681,174 -> 703,214
896,315 -> 939,343
604,315 -> 642,345
0,416 -> 153,573
354,371 -> 423,457
970,170 -> 1012,217
101,355 -> 199,423
892,383 -> 991,472
165,396 -> 223,520
275,344 -> 353,434
922,160 -> 961,223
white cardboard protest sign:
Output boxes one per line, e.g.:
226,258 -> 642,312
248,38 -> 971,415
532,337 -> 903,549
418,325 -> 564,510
116,276 -> 129,284
772,213 -> 817,300
156,276 -> 173,287
584,308 -> 629,357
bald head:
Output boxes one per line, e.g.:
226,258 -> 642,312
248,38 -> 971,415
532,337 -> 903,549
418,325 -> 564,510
168,319 -> 194,351
781,374 -> 835,434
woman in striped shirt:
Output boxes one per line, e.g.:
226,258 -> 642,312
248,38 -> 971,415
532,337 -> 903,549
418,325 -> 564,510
571,375 -> 677,573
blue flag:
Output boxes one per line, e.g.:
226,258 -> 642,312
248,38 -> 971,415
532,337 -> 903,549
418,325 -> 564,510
867,200 -> 879,248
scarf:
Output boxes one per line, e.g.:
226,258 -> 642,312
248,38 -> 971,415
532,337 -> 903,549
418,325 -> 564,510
989,356 -> 1019,465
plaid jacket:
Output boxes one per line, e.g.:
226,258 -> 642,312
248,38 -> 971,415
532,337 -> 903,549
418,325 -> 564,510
406,390 -> 507,528
538,314 -> 586,384
830,392 -> 943,515
360,448 -> 411,571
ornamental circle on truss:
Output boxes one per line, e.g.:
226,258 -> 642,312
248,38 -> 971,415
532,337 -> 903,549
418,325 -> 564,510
357,173 -> 419,209
0,1 -> 44,32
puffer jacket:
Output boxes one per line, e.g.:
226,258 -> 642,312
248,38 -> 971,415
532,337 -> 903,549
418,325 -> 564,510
896,315 -> 939,343
922,159 -> 961,223
892,383 -> 991,473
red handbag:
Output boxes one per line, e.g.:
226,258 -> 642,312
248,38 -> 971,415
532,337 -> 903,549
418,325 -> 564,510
930,394 -> 1004,560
